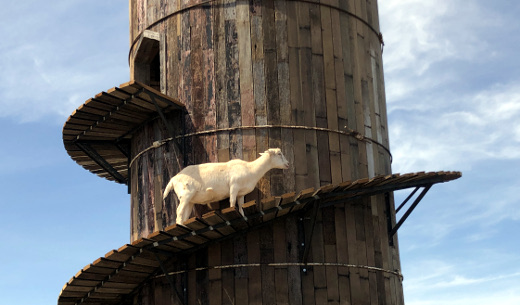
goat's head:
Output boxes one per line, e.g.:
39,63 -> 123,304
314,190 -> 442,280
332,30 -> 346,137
260,148 -> 289,169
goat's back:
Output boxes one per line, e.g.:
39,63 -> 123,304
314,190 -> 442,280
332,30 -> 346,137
172,160 -> 249,203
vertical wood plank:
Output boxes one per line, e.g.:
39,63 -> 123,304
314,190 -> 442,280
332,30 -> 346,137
345,200 -> 362,305
260,226 -> 276,304
309,3 -> 329,188
286,215 -> 303,305
273,220 -> 289,304
131,138 -> 139,241
321,5 -> 342,185
372,195 -> 386,305
248,230 -> 262,305
299,2 -> 319,190
216,1 -> 230,163
234,235 -> 248,304
365,199 -> 378,305
323,207 -> 340,304
287,0 -> 307,190
330,2 -> 351,184
203,6 -> 217,163
181,5 -> 195,167
237,0 -> 256,162
251,0 -> 269,198
208,243 -> 222,305
190,5 -> 211,219
191,4 -> 206,164
340,0 -> 358,182
154,278 -> 172,305
264,0 -> 283,196
129,0 -> 135,46
188,254 -> 197,305
221,239 -> 235,305
275,0 -> 296,194
335,205 -> 352,304
166,6 -> 180,100
389,193 -> 404,305
225,2 -> 242,160
356,200 -> 371,304
311,210 -> 327,304
153,123 -> 165,231
196,248 -> 209,305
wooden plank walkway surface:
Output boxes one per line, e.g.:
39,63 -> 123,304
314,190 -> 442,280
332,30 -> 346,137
58,171 -> 461,305
62,81 -> 185,184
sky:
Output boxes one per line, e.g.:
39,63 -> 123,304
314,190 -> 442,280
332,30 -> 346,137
1,0 -> 519,304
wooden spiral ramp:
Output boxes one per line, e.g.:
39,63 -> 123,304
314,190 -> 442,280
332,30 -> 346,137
58,171 -> 461,305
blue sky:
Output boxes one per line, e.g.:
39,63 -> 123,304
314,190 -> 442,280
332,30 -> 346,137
1,1 -> 519,304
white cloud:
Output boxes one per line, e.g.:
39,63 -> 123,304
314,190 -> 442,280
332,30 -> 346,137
380,0 -> 504,112
382,0 -> 520,296
403,258 -> 520,305
379,1 -> 515,173
380,0 -> 453,74
389,82 -> 520,173
0,1 -> 129,123
381,0 -> 498,70
380,1 -> 520,305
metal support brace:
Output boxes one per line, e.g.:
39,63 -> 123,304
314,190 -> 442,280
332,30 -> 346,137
301,197 -> 321,272
149,93 -> 176,139
75,141 -> 127,184
148,92 -> 185,166
152,252 -> 186,305
115,141 -> 130,159
388,184 -> 432,243
396,186 -> 419,213
385,193 -> 394,246
181,110 -> 187,167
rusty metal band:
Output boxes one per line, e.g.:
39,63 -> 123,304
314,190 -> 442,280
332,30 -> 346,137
128,124 -> 393,168
128,0 -> 383,64
155,262 -> 403,280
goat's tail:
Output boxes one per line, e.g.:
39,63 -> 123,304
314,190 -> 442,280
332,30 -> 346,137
163,178 -> 175,200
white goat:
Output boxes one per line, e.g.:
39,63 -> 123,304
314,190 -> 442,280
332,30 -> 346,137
163,148 -> 289,224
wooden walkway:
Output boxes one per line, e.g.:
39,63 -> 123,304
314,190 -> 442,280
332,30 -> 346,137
62,81 -> 185,184
58,171 -> 461,305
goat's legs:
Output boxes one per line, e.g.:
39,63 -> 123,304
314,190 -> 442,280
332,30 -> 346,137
237,196 -> 245,216
176,193 -> 194,224
229,185 -> 243,215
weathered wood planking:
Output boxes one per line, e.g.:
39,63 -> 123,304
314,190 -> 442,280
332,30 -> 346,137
247,228 -> 262,305
264,0 -> 283,197
287,0 -> 306,192
117,0 -> 404,304
237,0 -> 255,163
225,1 -> 242,161
203,7 -> 218,165
300,1 -> 319,190
190,5 -> 206,166
263,3 -> 290,304
251,0 -> 270,201
63,81 -> 184,184
274,0 -> 295,196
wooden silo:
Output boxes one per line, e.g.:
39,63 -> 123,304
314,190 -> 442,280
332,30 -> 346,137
128,0 -> 391,239
127,0 -> 397,303
58,1 -> 462,305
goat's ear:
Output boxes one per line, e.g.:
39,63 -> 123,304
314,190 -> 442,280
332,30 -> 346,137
259,152 -> 266,156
